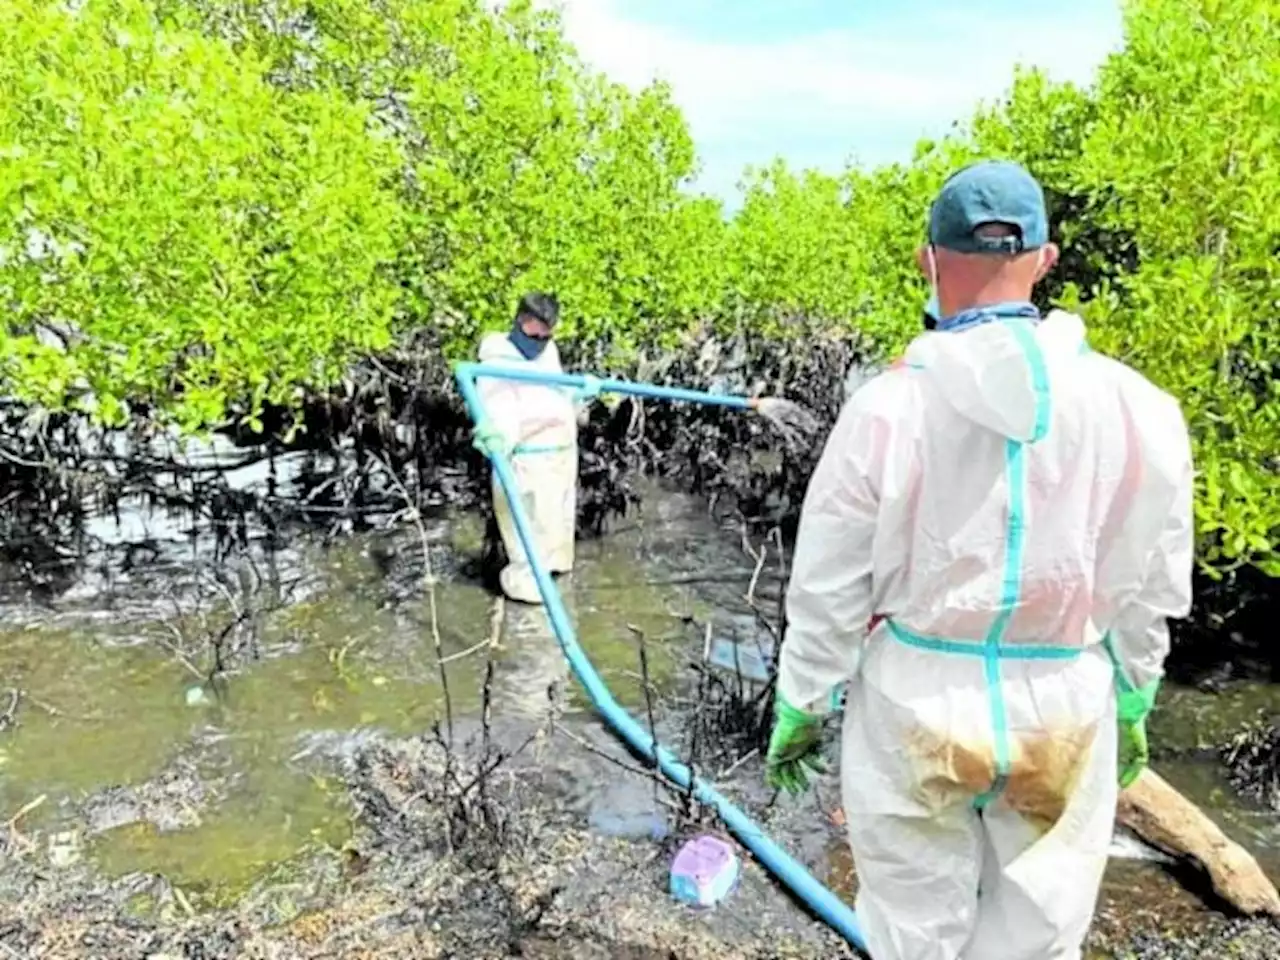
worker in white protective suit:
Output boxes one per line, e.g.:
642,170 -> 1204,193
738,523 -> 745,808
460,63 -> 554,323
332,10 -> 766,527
475,292 -> 593,605
766,160 -> 1194,960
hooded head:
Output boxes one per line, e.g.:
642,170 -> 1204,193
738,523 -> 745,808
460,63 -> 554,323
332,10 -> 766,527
918,160 -> 1059,328
509,291 -> 560,360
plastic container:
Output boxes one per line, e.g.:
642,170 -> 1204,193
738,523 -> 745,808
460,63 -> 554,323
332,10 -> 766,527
669,835 -> 741,908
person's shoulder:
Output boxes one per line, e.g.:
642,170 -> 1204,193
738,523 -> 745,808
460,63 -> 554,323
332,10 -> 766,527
847,356 -> 920,407
478,331 -> 515,361
1084,344 -> 1186,427
1080,339 -> 1191,468
838,360 -> 922,435
540,339 -> 564,369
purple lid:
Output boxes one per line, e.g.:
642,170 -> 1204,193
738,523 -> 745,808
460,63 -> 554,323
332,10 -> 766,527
671,835 -> 733,881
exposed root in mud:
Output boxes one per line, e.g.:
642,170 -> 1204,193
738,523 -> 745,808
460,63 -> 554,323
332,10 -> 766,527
0,322 -> 856,580
3,320 -> 1272,676
0,399 -> 262,598
141,555 -> 304,687
1221,714 -> 1280,811
683,643 -> 772,779
563,323 -> 864,540
668,524 -> 794,790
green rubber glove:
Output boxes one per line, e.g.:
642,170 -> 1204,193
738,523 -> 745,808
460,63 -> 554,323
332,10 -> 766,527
1117,717 -> 1148,789
472,420 -> 513,458
571,374 -> 603,406
765,691 -> 828,796
1116,679 -> 1160,789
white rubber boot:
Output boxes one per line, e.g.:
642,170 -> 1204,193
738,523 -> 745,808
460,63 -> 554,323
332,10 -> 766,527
499,563 -> 544,605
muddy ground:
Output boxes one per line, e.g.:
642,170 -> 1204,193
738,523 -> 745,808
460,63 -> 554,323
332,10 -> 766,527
0,461 -> 1278,959
3,727 -> 1280,960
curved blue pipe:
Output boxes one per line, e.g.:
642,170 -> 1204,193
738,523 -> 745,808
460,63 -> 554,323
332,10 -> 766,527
455,362 -> 867,953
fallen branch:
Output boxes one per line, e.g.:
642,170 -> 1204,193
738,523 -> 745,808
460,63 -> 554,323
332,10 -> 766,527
5,794 -> 45,831
1119,767 -> 1280,918
172,885 -> 197,918
4,793 -> 46,856
25,694 -> 101,723
717,746 -> 760,781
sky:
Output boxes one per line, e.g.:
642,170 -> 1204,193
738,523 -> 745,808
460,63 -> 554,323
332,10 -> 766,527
538,0 -> 1125,206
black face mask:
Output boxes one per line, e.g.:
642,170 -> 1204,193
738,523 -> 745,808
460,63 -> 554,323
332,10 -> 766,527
509,322 -> 550,360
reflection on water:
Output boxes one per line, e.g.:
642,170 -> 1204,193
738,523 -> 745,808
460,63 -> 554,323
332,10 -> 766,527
0,487 -> 725,902
494,601 -> 570,721
0,627 -> 192,796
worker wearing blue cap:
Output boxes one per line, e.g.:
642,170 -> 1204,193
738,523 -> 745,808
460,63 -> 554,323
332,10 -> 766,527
767,160 -> 1194,959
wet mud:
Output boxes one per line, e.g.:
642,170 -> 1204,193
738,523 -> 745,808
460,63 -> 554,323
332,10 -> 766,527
0,481 -> 1276,958
0,325 -> 1277,957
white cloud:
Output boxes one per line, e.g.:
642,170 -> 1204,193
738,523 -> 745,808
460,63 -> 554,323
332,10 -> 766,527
538,0 -> 1125,200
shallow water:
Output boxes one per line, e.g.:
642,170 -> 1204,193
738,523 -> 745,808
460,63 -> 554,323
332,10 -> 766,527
0,478 -> 743,907
1,463 -> 1277,944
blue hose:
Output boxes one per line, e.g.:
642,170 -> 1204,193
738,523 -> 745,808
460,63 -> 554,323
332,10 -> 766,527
455,361 -> 758,410
455,361 -> 867,953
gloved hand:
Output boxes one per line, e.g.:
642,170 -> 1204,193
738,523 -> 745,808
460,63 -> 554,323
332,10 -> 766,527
765,691 -> 828,795
571,374 -> 603,406
472,420 -> 513,459
1117,716 -> 1149,789
1116,678 -> 1160,789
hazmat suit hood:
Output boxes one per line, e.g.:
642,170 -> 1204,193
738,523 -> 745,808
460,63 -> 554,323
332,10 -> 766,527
902,309 -> 1087,442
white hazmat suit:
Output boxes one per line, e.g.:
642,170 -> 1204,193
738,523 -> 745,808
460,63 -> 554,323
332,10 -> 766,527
477,331 -> 580,605
778,309 -> 1194,960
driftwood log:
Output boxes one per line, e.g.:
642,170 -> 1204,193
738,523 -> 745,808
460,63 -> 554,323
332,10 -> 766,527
1118,768 -> 1280,917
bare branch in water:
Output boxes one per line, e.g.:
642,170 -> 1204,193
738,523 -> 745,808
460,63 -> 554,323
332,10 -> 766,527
371,449 -> 454,745
439,596 -> 504,666
631,623 -> 660,779
142,558 -> 293,686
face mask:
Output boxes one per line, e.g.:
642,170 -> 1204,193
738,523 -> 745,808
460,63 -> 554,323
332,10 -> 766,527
922,290 -> 940,331
924,245 -> 942,329
509,321 -> 550,360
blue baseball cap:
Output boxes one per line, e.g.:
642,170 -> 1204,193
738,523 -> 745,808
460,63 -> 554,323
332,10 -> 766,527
928,160 -> 1049,255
